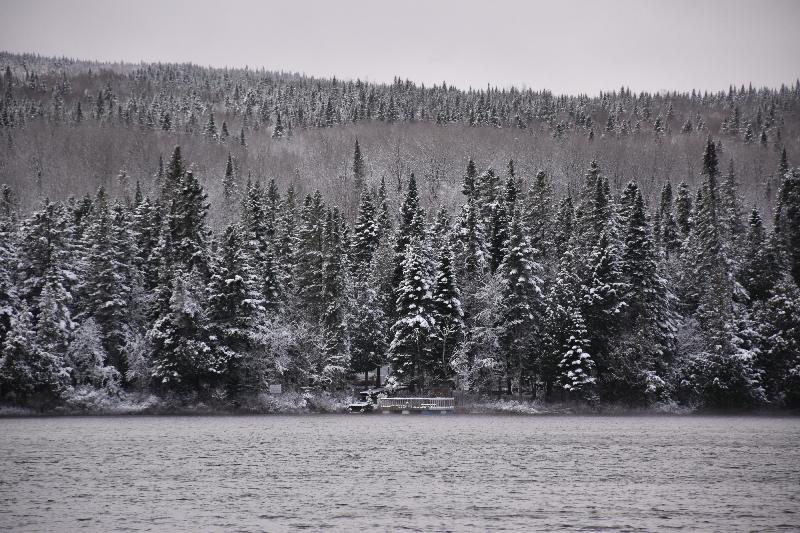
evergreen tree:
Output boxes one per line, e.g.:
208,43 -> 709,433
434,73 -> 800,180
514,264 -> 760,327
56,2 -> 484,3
351,189 -> 379,270
272,111 -> 285,138
376,176 -> 391,241
222,153 -> 236,206
203,113 -> 218,139
295,192 -> 326,320
349,255 -> 389,386
148,270 -> 213,393
693,139 -> 736,352
389,238 -> 437,391
0,306 -> 65,406
0,188 -> 18,355
392,173 -> 424,295
754,279 -> 800,405
721,159 -> 745,241
497,213 -> 543,393
430,239 -> 463,383
774,168 -> 800,287
675,181 -> 693,237
66,318 -> 119,391
524,171 -> 554,262
206,225 -> 259,395
320,208 -> 350,387
167,171 -> 211,277
739,208 -> 781,301
352,139 -> 366,191
462,158 -> 478,197
161,146 -> 185,205
558,306 -> 595,398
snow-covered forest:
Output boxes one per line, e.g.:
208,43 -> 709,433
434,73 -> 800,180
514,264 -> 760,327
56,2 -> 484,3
1,52 -> 799,411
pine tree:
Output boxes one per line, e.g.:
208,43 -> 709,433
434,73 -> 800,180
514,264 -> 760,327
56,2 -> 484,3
167,171 -> 211,277
351,189 -> 379,270
272,111 -> 285,139
16,199 -> 73,311
558,305 -> 595,398
320,208 -> 350,387
430,239 -> 463,383
675,181 -> 693,237
754,279 -> 800,405
203,113 -> 218,139
456,196 -> 488,281
498,213 -> 543,393
352,139 -> 366,191
206,225 -> 259,395
659,183 -> 680,257
389,237 -> 437,391
131,196 -> 161,292
0,306 -> 65,406
349,254 -> 389,386
392,173 -> 424,296
462,158 -> 478,197
721,159 -> 745,241
222,153 -> 236,206
295,192 -> 326,320
583,229 -> 626,380
148,270 -> 213,392
0,187 -> 18,355
739,208 -> 781,302
774,168 -> 800,287
66,318 -> 119,391
693,139 -> 735,352
376,176 -> 391,241
161,146 -> 185,205
524,170 -> 554,262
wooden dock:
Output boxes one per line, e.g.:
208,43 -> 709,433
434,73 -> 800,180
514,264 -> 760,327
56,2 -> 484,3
377,397 -> 455,413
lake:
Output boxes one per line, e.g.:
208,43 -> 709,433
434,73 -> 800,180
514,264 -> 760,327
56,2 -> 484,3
1,415 -> 798,532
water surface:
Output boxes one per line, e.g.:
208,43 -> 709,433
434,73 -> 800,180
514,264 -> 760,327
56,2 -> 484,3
1,415 -> 798,532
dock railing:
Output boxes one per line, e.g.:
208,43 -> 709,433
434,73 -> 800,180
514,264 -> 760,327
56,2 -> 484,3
377,397 -> 455,410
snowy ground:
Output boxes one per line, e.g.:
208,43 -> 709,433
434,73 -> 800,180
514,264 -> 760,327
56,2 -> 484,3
1,390 -> 697,417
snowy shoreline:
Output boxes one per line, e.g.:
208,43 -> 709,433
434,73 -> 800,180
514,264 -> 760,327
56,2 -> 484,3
2,392 -> 794,418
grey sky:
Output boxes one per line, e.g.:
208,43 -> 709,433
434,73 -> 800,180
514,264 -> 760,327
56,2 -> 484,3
2,0 -> 799,95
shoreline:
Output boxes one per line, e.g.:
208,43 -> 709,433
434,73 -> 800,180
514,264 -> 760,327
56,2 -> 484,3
2,394 -> 796,418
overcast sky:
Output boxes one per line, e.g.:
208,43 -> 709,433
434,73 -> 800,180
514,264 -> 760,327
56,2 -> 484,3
3,0 -> 799,95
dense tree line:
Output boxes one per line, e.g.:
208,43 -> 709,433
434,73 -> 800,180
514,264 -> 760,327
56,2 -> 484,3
1,138 -> 799,410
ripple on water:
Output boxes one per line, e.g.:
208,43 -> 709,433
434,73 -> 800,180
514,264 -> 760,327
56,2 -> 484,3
0,415 -> 799,532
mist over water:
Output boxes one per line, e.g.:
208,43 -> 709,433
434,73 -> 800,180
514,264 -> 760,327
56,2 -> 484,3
1,415 -> 798,531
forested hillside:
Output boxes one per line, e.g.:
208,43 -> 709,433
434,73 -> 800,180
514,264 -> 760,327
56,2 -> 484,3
1,52 -> 799,410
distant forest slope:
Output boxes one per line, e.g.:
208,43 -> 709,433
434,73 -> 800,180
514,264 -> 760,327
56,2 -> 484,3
0,51 -> 797,222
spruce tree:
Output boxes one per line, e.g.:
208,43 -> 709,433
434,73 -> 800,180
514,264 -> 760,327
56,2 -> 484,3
352,139 -> 366,191
206,225 -> 258,395
295,192 -> 326,321
558,306 -> 596,398
0,306 -> 65,406
498,213 -> 543,393
739,208 -> 781,301
774,168 -> 800,287
462,158 -> 477,197
351,189 -> 379,270
430,239 -> 463,383
389,237 -> 437,391
161,146 -> 185,205
168,171 -> 211,277
524,170 -> 554,262
148,270 -> 213,393
392,173 -> 424,296
222,153 -> 236,206
320,208 -> 350,387
675,181 -> 693,237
